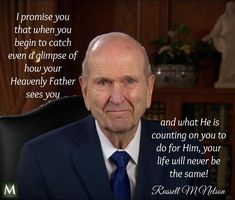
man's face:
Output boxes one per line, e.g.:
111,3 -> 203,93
80,38 -> 155,135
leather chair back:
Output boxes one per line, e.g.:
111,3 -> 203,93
0,96 -> 89,182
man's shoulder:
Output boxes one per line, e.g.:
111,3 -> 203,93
24,115 -> 95,151
141,118 -> 172,133
141,118 -> 202,147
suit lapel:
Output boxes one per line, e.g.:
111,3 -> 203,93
69,116 -> 113,199
135,119 -> 166,199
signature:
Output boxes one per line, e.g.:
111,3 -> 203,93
152,185 -> 225,196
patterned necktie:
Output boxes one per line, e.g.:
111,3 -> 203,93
110,151 -> 131,200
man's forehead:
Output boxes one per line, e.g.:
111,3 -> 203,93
88,52 -> 145,75
90,56 -> 144,80
88,41 -> 145,71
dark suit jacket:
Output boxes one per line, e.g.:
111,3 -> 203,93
16,115 -> 213,200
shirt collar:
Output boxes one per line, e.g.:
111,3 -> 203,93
96,120 -> 141,165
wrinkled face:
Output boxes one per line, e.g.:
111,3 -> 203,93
80,38 -> 155,135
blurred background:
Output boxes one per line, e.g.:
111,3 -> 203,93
0,0 -> 230,115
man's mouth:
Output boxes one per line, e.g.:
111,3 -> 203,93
106,110 -> 130,116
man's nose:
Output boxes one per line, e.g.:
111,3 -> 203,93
109,83 -> 125,104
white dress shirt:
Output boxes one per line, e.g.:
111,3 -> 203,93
95,120 -> 141,199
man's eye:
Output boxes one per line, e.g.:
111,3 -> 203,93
98,80 -> 110,86
126,78 -> 136,85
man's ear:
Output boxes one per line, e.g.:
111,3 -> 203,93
79,76 -> 90,111
146,74 -> 155,109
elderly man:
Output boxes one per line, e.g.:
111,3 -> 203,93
16,32 -> 212,200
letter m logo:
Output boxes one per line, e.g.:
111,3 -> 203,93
2,183 -> 18,199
